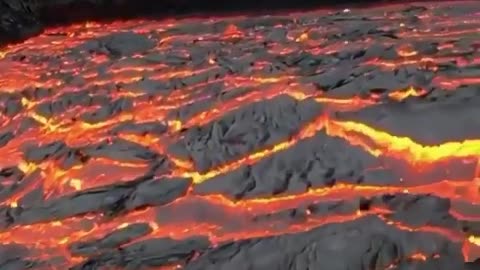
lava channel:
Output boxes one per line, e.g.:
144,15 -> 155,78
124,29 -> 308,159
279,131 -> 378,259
0,1 -> 480,270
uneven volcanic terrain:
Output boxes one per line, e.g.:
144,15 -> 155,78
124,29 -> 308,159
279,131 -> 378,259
1,1 -> 480,269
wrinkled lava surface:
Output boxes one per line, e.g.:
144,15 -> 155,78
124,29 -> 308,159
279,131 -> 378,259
1,1 -> 480,269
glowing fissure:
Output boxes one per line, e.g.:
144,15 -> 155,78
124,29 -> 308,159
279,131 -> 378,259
0,1 -> 479,268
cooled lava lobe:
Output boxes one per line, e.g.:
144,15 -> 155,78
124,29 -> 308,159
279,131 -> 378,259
1,1 -> 480,270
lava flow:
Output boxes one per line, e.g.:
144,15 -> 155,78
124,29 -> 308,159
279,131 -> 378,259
1,1 -> 480,270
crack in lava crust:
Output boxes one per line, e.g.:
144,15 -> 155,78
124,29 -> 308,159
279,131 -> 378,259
1,1 -> 480,269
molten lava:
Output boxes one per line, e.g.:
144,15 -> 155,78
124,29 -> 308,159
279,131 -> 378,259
0,1 -> 480,269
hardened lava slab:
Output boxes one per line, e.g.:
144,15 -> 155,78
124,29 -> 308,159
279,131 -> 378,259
0,1 -> 480,270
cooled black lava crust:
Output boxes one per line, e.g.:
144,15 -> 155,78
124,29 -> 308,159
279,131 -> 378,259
1,1 -> 480,270
0,0 -> 433,45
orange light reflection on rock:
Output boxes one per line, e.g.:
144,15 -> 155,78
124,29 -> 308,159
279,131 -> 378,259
0,5 -> 479,267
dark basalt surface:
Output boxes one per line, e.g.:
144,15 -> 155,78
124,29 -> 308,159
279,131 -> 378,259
169,96 -> 323,172
0,1 -> 480,270
185,216 -> 463,270
0,0 -> 401,46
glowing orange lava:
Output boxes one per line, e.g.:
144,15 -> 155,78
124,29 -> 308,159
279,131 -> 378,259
0,1 -> 480,268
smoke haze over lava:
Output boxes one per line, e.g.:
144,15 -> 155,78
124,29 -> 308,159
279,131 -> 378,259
1,1 -> 480,269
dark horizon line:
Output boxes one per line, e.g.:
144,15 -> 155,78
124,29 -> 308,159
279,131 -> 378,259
0,0 -> 468,47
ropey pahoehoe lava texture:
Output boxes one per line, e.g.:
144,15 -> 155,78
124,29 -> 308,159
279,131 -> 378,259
1,1 -> 480,270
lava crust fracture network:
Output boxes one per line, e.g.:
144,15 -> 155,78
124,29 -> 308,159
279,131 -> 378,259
1,1 -> 480,270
